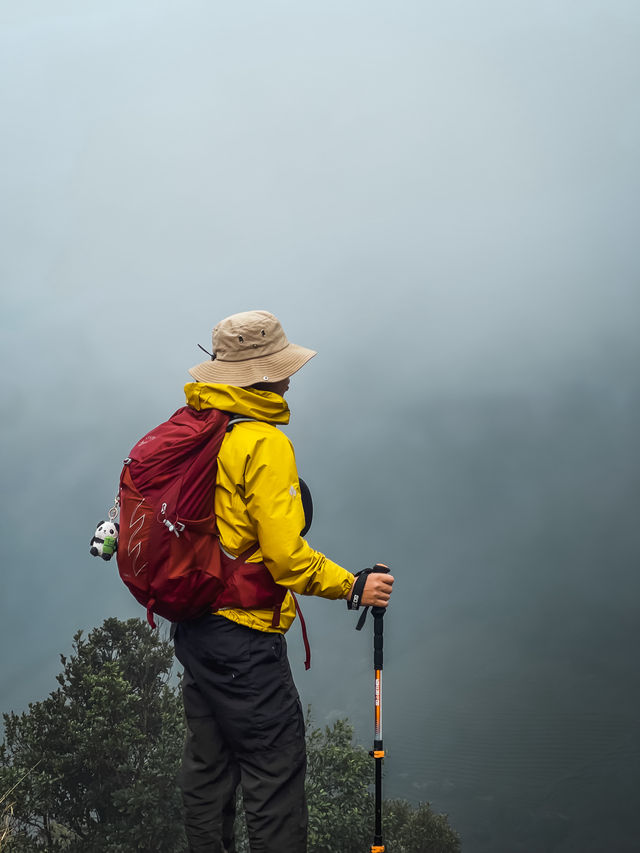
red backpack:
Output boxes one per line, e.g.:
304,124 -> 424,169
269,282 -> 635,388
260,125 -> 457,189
116,406 -> 287,629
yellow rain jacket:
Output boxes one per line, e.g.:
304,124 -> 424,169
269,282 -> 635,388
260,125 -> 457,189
185,382 -> 355,633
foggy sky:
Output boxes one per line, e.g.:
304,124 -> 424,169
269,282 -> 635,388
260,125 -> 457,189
2,3 -> 639,851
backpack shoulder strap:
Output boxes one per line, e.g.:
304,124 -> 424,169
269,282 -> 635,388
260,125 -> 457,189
226,416 -> 260,431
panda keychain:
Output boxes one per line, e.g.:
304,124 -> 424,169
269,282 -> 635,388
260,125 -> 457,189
89,498 -> 119,561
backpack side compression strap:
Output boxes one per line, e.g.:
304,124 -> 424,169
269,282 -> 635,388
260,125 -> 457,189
291,592 -> 311,671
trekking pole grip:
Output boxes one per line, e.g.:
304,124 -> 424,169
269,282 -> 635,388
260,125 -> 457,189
370,563 -> 390,668
370,563 -> 391,620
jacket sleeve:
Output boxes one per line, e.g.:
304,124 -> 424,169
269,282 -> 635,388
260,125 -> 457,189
243,428 -> 354,599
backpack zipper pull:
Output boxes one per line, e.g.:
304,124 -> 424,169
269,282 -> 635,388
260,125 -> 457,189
159,503 -> 185,537
163,519 -> 185,537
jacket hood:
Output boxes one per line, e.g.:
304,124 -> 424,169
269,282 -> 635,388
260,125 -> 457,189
184,382 -> 291,425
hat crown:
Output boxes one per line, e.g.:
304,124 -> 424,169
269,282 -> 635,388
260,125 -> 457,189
189,309 -> 316,386
212,310 -> 288,363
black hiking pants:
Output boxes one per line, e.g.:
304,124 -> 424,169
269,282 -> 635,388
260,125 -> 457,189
173,614 -> 308,853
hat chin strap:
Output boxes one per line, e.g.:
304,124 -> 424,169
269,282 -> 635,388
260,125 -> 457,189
197,344 -> 216,361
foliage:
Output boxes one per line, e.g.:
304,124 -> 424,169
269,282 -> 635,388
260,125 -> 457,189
305,715 -> 373,853
1,618 -> 459,852
234,715 -> 460,853
0,619 -> 185,852
384,799 -> 461,853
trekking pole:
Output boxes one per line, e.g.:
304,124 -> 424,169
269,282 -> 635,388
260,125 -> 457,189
354,563 -> 391,853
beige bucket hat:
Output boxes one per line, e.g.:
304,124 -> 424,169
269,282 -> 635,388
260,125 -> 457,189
189,310 -> 317,386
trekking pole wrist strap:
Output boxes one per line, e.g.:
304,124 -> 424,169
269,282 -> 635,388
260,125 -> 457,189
348,569 -> 374,631
348,562 -> 391,611
347,569 -> 370,611
349,563 -> 391,630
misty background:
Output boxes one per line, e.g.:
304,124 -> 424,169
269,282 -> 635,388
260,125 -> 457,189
1,2 -> 639,851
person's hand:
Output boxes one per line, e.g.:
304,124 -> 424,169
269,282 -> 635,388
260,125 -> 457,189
350,569 -> 394,607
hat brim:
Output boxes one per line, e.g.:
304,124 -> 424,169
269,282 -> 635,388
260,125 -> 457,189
189,342 -> 317,386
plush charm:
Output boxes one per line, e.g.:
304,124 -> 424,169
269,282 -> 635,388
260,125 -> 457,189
90,520 -> 119,560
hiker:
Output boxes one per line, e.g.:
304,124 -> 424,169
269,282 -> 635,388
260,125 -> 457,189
171,310 -> 394,853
